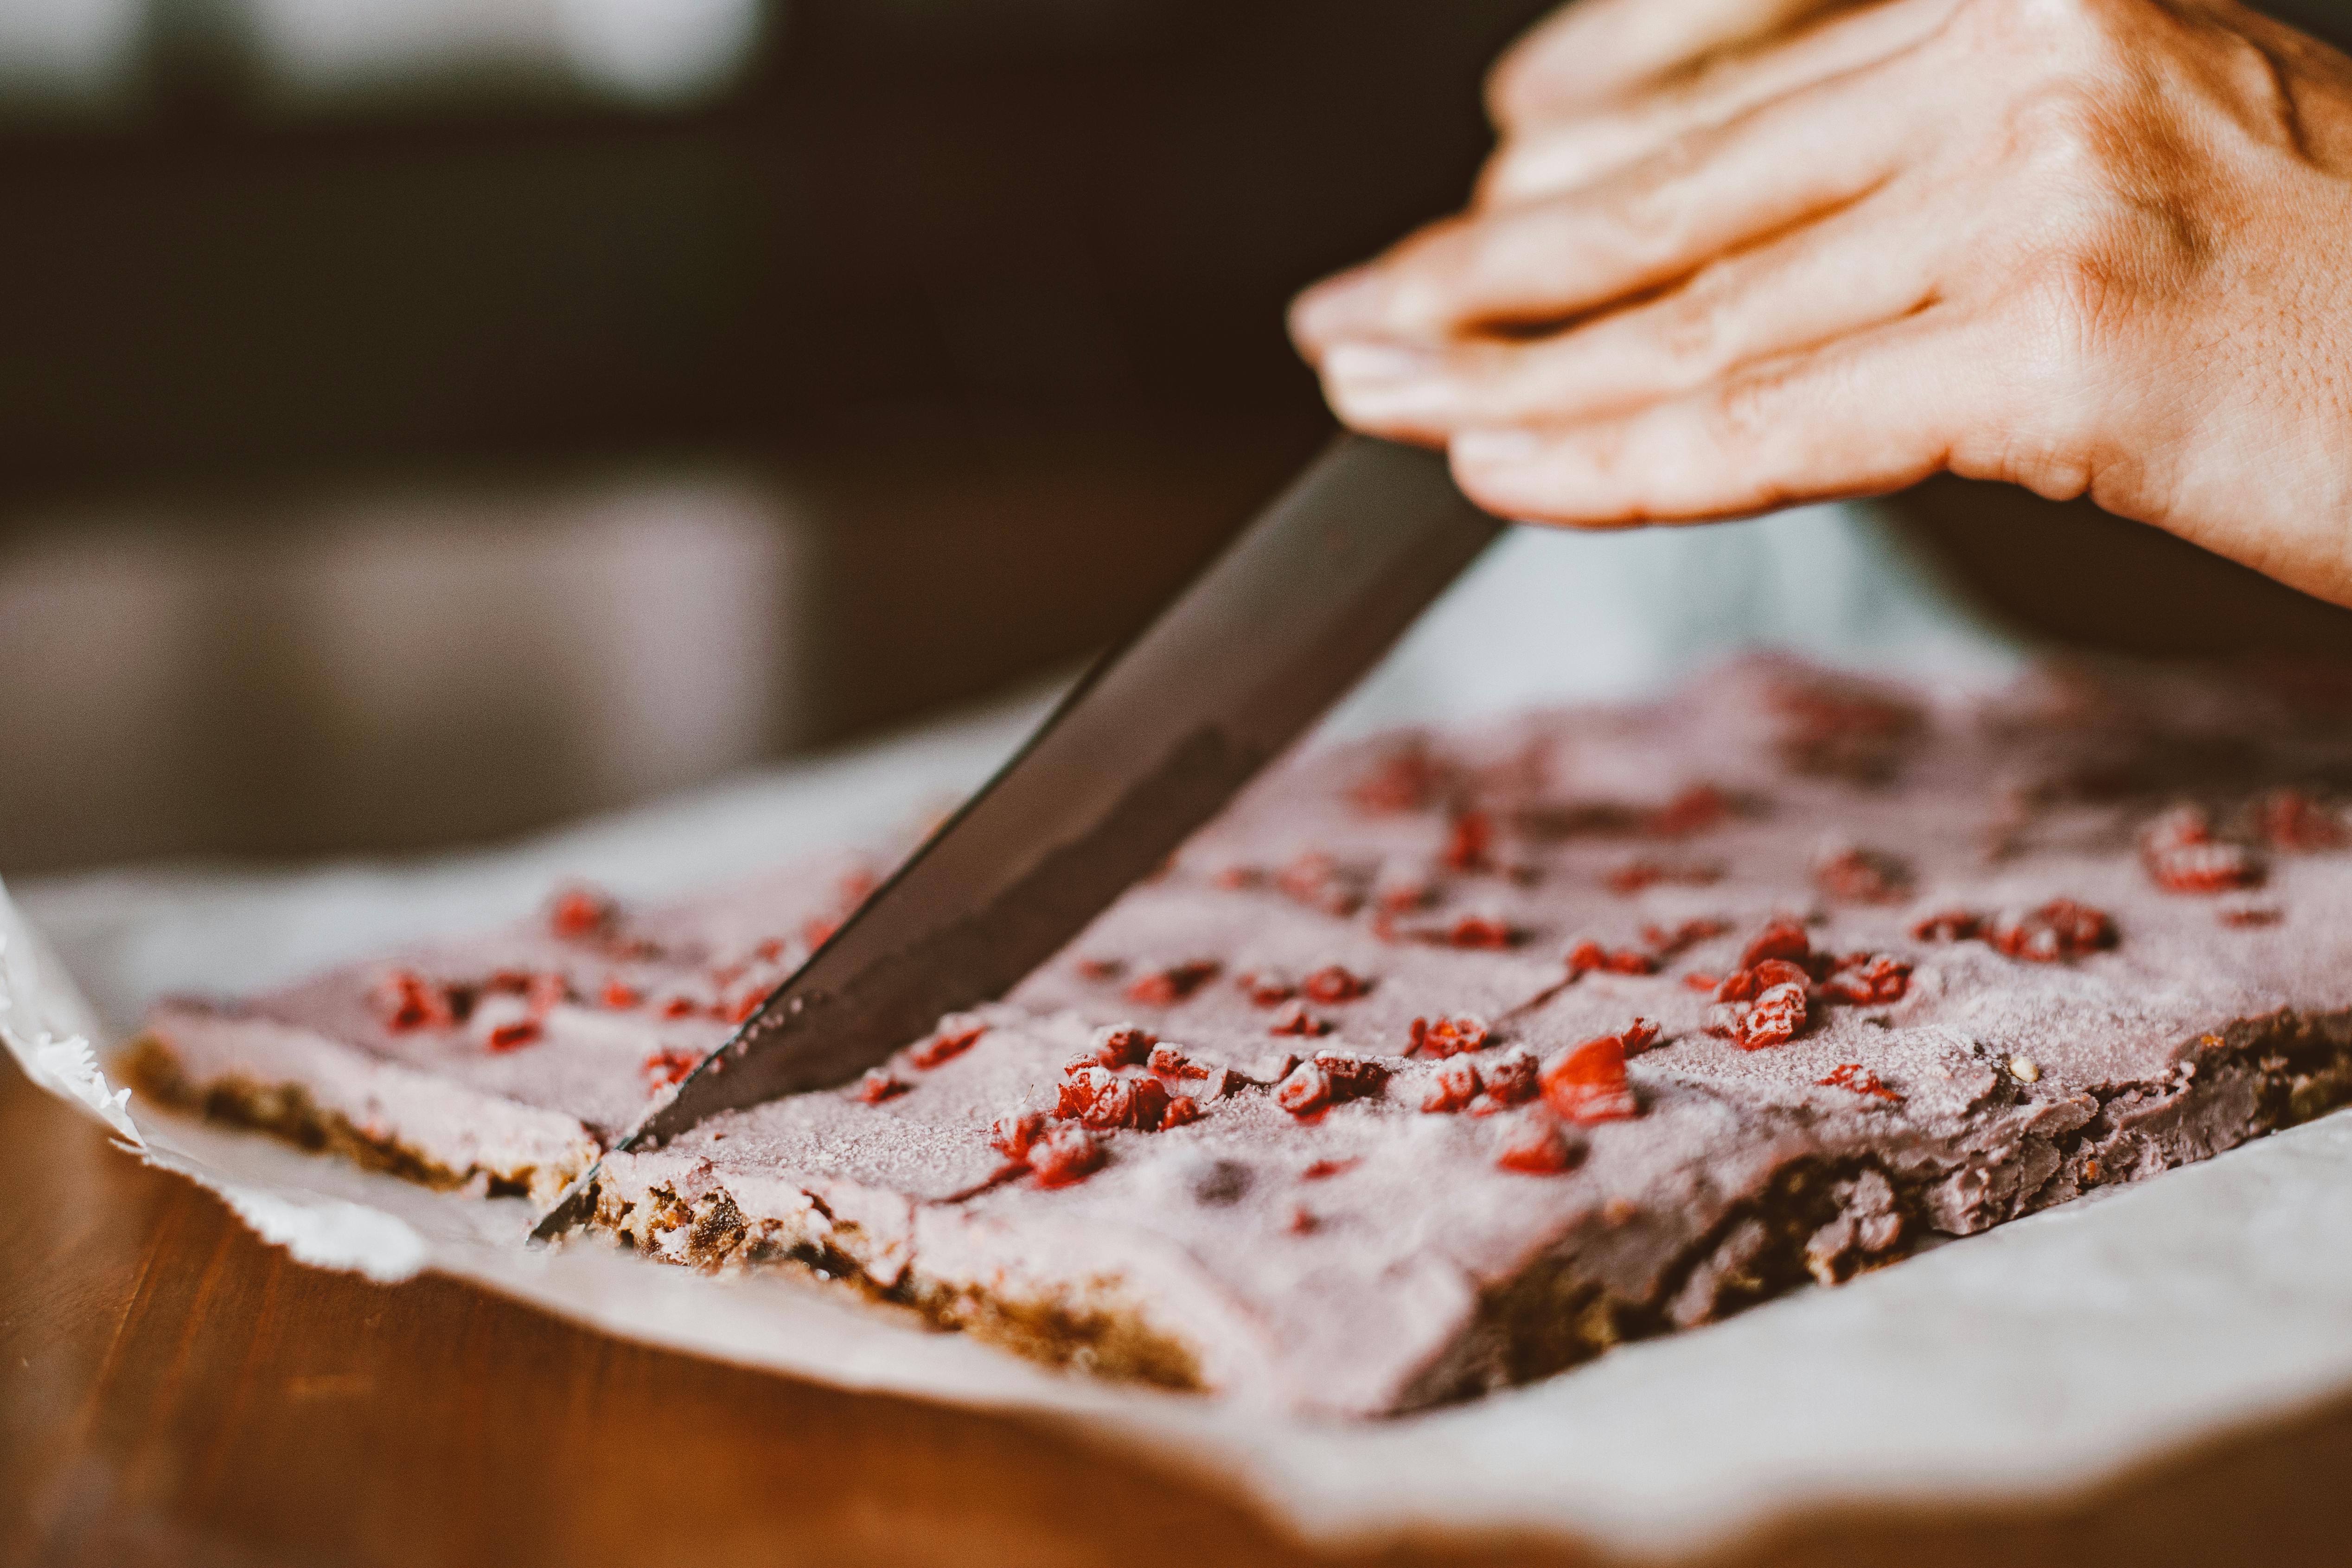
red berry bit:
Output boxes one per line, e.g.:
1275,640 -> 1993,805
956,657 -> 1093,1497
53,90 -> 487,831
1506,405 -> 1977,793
1301,965 -> 1369,1004
1374,873 -> 1437,913
1540,1034 -> 1639,1124
1819,1063 -> 1900,1102
1160,1095 -> 1202,1129
1125,961 -> 1220,1005
1718,958 -> 1808,1003
1274,1062 -> 1331,1117
1813,846 -> 1911,904
1818,953 -> 1911,1005
487,1018 -> 542,1052
1408,1014 -> 1490,1057
2253,787 -> 2346,851
1446,915 -> 1520,950
372,969 -> 455,1033
856,1069 -> 908,1104
1091,1024 -> 1156,1067
911,1019 -> 988,1069
1739,918 -> 1813,970
1315,1052 -> 1389,1100
988,1110 -> 1048,1162
1683,972 -> 1720,992
1911,909 -> 1981,942
1442,809 -> 1495,872
1212,864 -> 1263,891
1621,1017 -> 1661,1054
1237,969 -> 1295,1006
1420,1056 -> 1482,1113
600,978 -> 642,1010
660,995 -> 700,1020
1641,784 -> 1730,838
1566,939 -> 1657,978
1475,1048 -> 1540,1109
1738,982 -> 1808,1051
1496,1115 -> 1576,1174
1268,1001 -> 1331,1037
524,972 -> 569,1018
1147,1043 -> 1204,1078
2218,901 -> 2283,928
641,1048 -> 698,1089
1028,1126 -> 1105,1187
1074,956 -> 1125,981
1058,1063 -> 1114,1119
2139,805 -> 2263,894
548,884 -> 616,941
1987,899 -> 2116,962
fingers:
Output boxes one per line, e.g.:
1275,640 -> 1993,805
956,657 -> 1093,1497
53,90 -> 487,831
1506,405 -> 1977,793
1318,194 -> 1941,442
1488,0 -> 1855,130
1292,54 -> 1928,355
1480,0 -> 1961,207
1443,317 -> 1982,525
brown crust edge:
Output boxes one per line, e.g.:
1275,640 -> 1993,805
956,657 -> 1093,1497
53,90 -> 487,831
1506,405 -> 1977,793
119,1033 -> 593,1205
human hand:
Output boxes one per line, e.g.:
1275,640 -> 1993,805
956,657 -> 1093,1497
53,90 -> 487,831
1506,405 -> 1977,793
1292,0 -> 2352,610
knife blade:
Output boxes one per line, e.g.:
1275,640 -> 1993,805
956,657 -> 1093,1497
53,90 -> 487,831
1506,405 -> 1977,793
531,434 -> 1502,1241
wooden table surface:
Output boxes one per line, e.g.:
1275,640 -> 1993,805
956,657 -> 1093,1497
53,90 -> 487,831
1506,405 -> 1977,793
6,1065 -> 2351,1568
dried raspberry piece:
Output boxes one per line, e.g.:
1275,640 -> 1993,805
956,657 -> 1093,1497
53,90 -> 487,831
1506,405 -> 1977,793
1540,1034 -> 1639,1124
2253,787 -> 2346,851
1028,1126 -> 1104,1187
2218,902 -> 2283,928
1702,1001 -> 1746,1037
1236,970 -> 1295,1007
641,1047 -> 698,1089
1420,1056 -> 1481,1113
800,917 -> 841,950
1739,918 -> 1812,970
752,937 -> 786,964
1312,1052 -> 1390,1100
717,992 -> 764,1025
1057,1064 -> 1115,1119
1818,1063 -> 1899,1101
1749,957 -> 1810,992
1147,1043 -> 1200,1078
1818,953 -> 1911,1005
1738,981 -> 1807,1050
1496,1115 -> 1575,1174
1683,972 -> 1720,992
1125,1075 -> 1173,1132
1622,1017 -> 1661,1055
548,885 -> 615,941
1408,1014 -> 1489,1057
1565,940 -> 1657,977
487,1019 -> 542,1052
1910,909 -> 1980,942
1445,915 -> 1520,949
1090,1024 -> 1157,1067
1274,1062 -> 1332,1117
1350,744 -> 1445,814
600,978 -> 642,1010
1642,784 -> 1729,838
659,995 -> 699,1020
1987,899 -> 2116,961
912,1020 -> 987,1069
1074,956 -> 1125,981
1442,809 -> 1494,872
1081,1076 -> 1144,1130
1268,1001 -> 1331,1037
1126,961 -> 1220,1005
1212,864 -> 1263,890
1715,969 -> 1760,1004
1300,965 -> 1369,1004
1813,846 -> 1911,904
2137,805 -> 2263,893
856,1069 -> 908,1104
1160,1095 -> 1202,1129
1477,1048 -> 1540,1108
989,1109 -> 1048,1161
372,969 -> 455,1033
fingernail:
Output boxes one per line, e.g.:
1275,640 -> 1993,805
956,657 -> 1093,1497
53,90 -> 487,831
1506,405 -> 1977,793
1322,341 -> 1441,384
1292,267 -> 1384,344
1451,428 -> 1547,467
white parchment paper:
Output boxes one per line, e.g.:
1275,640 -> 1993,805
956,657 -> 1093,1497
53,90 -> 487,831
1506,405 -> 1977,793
12,504 -> 2352,1559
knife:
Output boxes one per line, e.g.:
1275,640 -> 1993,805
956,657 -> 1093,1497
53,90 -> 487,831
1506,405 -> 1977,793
531,434 -> 1503,1241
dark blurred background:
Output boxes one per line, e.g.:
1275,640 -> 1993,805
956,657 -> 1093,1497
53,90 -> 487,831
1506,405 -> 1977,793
6,0 -> 2352,875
